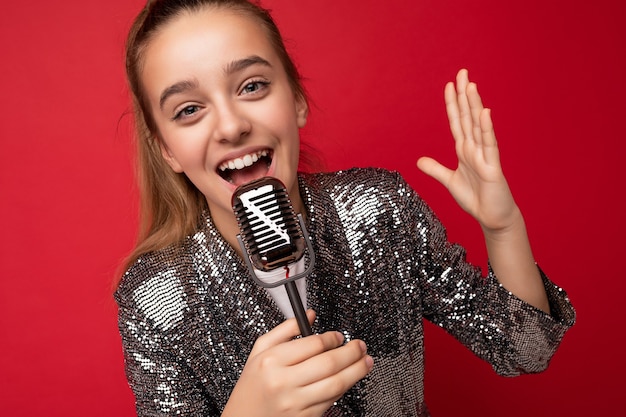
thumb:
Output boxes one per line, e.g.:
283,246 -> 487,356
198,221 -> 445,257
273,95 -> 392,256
250,309 -> 316,356
417,156 -> 453,189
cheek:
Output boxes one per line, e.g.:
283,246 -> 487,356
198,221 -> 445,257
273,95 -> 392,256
257,93 -> 301,131
160,127 -> 210,165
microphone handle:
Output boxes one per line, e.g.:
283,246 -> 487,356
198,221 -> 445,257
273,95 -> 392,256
284,280 -> 312,336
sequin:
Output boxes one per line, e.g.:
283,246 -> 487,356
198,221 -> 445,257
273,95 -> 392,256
116,168 -> 575,416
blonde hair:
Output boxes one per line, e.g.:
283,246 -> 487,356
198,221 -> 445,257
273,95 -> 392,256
119,0 -> 309,282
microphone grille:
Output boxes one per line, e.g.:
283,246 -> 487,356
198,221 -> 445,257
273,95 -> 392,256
232,177 -> 305,271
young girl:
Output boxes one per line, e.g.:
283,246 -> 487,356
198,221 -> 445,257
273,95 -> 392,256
115,0 -> 575,415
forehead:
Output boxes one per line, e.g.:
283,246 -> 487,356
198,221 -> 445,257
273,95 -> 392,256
141,7 -> 278,91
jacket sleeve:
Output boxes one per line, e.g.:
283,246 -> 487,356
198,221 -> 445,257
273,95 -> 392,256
115,261 -> 220,416
395,172 -> 576,376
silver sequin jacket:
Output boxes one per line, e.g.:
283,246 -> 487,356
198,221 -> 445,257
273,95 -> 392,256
116,168 -> 576,416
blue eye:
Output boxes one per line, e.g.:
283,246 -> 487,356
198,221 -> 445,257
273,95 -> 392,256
173,105 -> 199,120
241,80 -> 270,95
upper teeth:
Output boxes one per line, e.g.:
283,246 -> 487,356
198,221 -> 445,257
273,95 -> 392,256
219,149 -> 269,171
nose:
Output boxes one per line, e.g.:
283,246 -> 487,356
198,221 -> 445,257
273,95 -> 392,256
213,101 -> 251,144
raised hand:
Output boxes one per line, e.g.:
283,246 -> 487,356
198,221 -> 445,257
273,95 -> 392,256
417,69 -> 520,233
222,310 -> 373,417
418,69 -> 550,313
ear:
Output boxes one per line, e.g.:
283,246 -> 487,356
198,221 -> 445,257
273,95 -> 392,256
295,94 -> 308,128
158,140 -> 184,173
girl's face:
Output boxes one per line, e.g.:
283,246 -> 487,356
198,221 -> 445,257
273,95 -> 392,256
141,7 -> 308,240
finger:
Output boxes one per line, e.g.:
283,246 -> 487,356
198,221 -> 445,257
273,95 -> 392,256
301,349 -> 374,408
444,81 -> 463,142
466,81 -> 484,146
417,156 -> 454,189
479,108 -> 500,166
250,310 -> 317,356
295,339 -> 368,386
444,82 -> 467,161
466,81 -> 484,124
268,330 -> 346,367
455,69 -> 475,142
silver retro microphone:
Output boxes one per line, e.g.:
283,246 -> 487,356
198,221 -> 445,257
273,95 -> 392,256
232,177 -> 315,336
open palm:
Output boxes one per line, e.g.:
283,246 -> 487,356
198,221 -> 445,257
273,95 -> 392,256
417,69 -> 519,233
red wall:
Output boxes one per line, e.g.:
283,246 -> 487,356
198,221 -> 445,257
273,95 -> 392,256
1,1 -> 624,415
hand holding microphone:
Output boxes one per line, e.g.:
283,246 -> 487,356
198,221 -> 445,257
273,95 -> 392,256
222,309 -> 373,417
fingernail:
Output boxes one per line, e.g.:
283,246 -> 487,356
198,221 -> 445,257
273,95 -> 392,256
335,332 -> 346,344
365,355 -> 374,369
359,340 -> 367,353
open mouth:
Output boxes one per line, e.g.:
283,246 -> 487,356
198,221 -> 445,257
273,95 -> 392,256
218,149 -> 273,187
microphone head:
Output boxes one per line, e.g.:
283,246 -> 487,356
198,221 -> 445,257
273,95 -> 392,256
232,177 -> 305,272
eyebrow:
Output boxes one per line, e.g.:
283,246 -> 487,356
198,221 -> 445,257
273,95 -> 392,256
159,79 -> 199,110
224,55 -> 272,75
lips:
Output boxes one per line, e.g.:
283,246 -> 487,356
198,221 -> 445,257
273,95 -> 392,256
217,148 -> 273,186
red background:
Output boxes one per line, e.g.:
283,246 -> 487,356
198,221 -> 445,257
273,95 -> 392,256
1,0 -> 624,415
